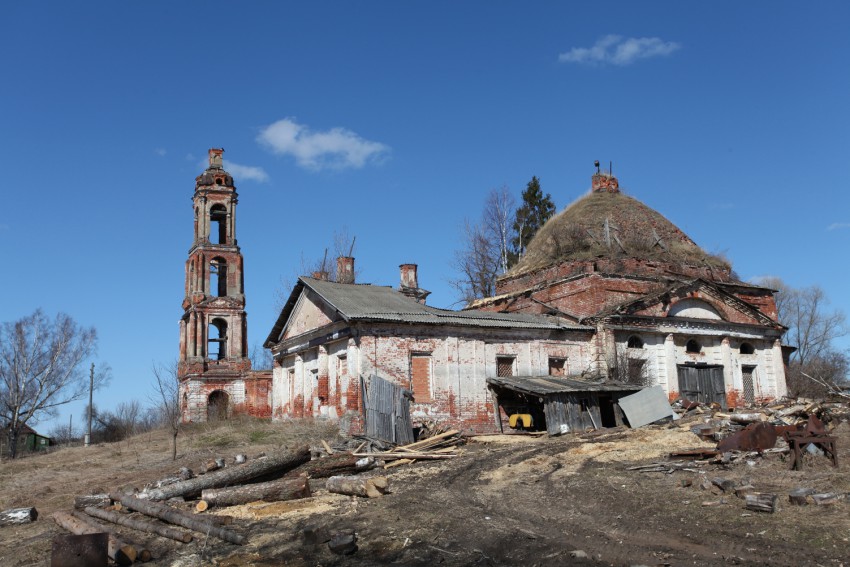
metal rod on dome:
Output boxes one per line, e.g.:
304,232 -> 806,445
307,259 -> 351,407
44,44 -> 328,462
609,161 -> 612,176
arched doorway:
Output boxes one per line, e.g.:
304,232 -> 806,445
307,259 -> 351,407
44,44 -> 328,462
207,390 -> 230,421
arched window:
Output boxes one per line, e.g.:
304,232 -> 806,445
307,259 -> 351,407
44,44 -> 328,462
208,318 -> 228,360
685,339 -> 702,354
627,335 -> 644,349
209,204 -> 227,244
207,390 -> 229,421
740,342 -> 755,355
210,257 -> 227,297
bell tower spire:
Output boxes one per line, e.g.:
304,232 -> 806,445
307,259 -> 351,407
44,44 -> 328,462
178,148 -> 252,421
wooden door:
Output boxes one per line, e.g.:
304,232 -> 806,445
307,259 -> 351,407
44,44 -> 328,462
677,365 -> 726,409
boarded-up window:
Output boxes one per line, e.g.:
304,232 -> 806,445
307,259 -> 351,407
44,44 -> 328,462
411,354 -> 432,402
497,356 -> 515,377
549,357 -> 567,376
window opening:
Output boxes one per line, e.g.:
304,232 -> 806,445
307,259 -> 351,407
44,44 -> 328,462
210,204 -> 227,244
686,339 -> 702,354
496,356 -> 515,378
548,357 -> 567,376
210,257 -> 227,297
742,365 -> 756,404
208,318 -> 228,360
740,342 -> 755,355
627,335 -> 644,349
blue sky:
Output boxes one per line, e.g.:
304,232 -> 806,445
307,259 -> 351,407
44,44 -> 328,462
2,1 -> 849,432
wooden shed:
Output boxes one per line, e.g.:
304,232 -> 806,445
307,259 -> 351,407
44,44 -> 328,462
487,376 -> 643,435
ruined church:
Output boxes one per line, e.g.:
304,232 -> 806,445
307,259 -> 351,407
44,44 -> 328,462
178,150 -> 788,433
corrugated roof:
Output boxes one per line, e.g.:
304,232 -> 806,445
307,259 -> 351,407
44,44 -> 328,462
487,376 -> 643,395
265,277 -> 592,346
302,277 -> 588,330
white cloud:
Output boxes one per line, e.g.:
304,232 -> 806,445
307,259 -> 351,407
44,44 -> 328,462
154,148 -> 167,156
257,118 -> 389,170
827,222 -> 850,231
559,35 -> 680,66
223,160 -> 269,183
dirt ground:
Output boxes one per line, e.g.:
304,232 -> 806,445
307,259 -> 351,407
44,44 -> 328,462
1,416 -> 849,567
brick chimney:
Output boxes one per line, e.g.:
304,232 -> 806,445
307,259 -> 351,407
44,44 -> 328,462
399,263 -> 431,304
311,270 -> 329,281
400,263 -> 418,289
209,148 -> 224,169
591,172 -> 619,193
337,256 -> 355,284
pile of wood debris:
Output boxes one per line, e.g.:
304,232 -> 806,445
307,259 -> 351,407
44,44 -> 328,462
40,430 -> 466,563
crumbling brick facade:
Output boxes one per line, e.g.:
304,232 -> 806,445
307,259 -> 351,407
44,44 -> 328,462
177,149 -> 271,422
264,170 -> 788,434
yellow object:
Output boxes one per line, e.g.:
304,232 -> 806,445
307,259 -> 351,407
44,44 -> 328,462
509,413 -> 533,428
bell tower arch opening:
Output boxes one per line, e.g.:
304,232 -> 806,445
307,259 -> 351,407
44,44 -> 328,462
209,204 -> 228,245
178,148 -> 255,423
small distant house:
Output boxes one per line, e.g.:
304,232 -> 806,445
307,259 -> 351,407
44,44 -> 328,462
1,424 -> 53,456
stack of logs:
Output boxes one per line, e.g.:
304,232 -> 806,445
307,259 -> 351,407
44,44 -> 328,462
49,433 -> 465,563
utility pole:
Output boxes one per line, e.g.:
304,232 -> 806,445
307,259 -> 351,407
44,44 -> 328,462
85,363 -> 94,447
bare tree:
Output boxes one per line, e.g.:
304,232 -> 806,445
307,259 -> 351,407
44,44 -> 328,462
151,361 -> 181,461
249,342 -> 274,370
450,218 -> 501,305
758,278 -> 848,397
275,227 -> 359,310
450,187 -> 516,305
483,187 -> 515,275
0,310 -> 103,459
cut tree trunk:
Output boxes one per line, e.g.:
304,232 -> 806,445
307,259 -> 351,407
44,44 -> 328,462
143,445 -> 310,501
0,507 -> 38,526
745,493 -> 779,513
284,453 -> 375,480
198,473 -> 310,510
52,511 -> 137,566
326,475 -> 389,498
788,488 -> 814,505
83,506 -> 193,543
71,511 -> 151,563
109,493 -> 245,545
74,495 -> 112,510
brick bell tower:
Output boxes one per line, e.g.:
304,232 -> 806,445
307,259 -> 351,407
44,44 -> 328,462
178,149 -> 252,422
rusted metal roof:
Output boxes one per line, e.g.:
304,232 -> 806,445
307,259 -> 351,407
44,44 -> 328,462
486,376 -> 642,396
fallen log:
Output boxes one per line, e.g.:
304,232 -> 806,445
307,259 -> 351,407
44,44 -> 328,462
351,452 -> 455,460
83,506 -> 193,543
284,453 -> 375,480
204,457 -> 226,473
143,445 -> 310,500
745,493 -> 778,513
812,493 -> 844,506
197,473 -> 310,511
74,494 -> 112,510
327,475 -> 389,498
109,493 -> 245,545
52,511 -> 137,565
0,507 -> 38,526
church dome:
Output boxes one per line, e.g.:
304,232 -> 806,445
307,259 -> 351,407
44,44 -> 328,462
508,173 -> 730,277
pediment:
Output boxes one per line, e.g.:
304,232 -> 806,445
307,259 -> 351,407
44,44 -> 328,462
604,280 -> 780,328
280,289 -> 341,341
